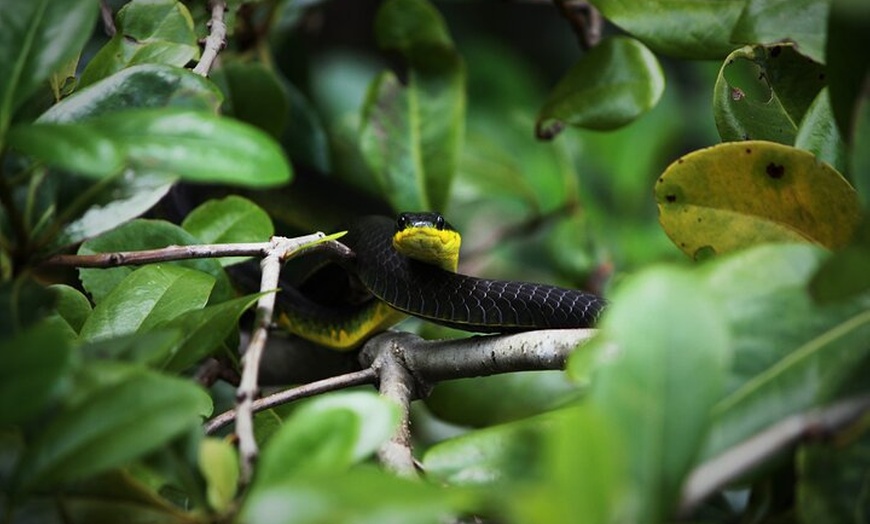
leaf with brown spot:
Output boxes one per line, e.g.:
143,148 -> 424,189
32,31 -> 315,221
656,141 -> 860,258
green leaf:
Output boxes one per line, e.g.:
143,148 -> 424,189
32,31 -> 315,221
79,329 -> 185,367
588,0 -> 744,59
425,371 -> 579,427
0,0 -> 98,134
7,121 -> 125,178
87,108 -> 292,187
181,195 -> 274,267
360,0 -> 465,212
0,320 -> 72,426
423,412 -> 552,486
199,437 -> 238,513
158,292 -> 263,373
510,406 -> 627,524
79,0 -> 199,88
78,265 -> 214,342
696,244 -> 870,458
731,0 -> 829,64
50,170 -> 177,250
219,62 -> 290,140
656,141 -> 861,257
243,466 -> 475,524
78,219 -> 233,304
795,88 -> 848,173
49,284 -> 92,333
39,64 -> 223,123
703,309 -> 870,459
536,36 -> 664,137
575,267 -> 731,522
714,44 -> 826,144
825,0 -> 870,140
15,366 -> 211,491
254,392 -> 399,488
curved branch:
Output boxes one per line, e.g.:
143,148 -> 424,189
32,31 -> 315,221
679,394 -> 870,515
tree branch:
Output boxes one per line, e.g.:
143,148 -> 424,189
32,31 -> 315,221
358,329 -> 597,473
234,233 -> 326,485
205,367 -> 377,435
192,0 -> 228,77
679,394 -> 870,515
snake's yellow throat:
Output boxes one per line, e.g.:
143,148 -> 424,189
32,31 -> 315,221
392,225 -> 461,272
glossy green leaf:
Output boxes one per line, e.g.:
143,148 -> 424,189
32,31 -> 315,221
158,292 -> 263,372
15,366 -> 211,491
702,309 -> 870,459
575,267 -> 730,522
95,108 -> 291,186
731,0 -> 828,63
810,220 -> 870,303
281,77 -> 331,173
199,437 -> 238,513
243,466 -> 475,524
0,320 -> 72,426
795,88 -> 847,173
656,141 -> 861,258
714,44 -> 826,143
79,0 -> 199,87
0,0 -> 97,134
181,195 -> 274,267
78,265 -> 214,342
588,0 -> 744,59
39,64 -> 223,123
694,244 -> 870,458
423,412 -> 553,486
49,284 -> 92,333
360,0 -> 465,212
79,330 -> 185,367
536,36 -> 664,137
825,0 -> 870,140
425,371 -> 579,427
255,392 -> 399,487
697,245 -> 852,389
50,170 -> 177,250
7,122 -> 124,178
78,219 -> 233,304
219,62 -> 289,139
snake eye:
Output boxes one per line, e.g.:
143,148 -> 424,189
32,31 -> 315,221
396,213 -> 409,231
434,214 -> 445,230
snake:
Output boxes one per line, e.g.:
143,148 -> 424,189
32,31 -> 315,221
277,212 -> 607,350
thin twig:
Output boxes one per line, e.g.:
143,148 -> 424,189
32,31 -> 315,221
235,233 -> 325,485
204,367 -> 377,435
679,394 -> 870,515
555,0 -> 602,50
45,242 -> 272,267
192,0 -> 228,76
99,0 -> 116,37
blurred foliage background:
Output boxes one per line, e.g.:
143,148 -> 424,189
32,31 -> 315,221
2,0 -> 869,522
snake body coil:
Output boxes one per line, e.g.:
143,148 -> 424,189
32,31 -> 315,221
341,215 -> 606,334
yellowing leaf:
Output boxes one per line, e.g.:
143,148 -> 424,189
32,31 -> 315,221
656,141 -> 860,258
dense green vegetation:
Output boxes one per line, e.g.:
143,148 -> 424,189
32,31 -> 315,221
1,0 -> 868,522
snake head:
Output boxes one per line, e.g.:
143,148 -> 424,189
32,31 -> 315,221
393,212 -> 460,272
